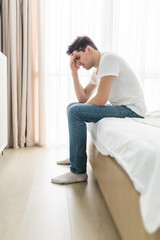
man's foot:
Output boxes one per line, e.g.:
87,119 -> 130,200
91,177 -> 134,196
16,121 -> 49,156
51,171 -> 88,184
56,158 -> 70,165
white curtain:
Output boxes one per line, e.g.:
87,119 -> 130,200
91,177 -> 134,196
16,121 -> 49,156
46,0 -> 160,146
117,0 -> 160,111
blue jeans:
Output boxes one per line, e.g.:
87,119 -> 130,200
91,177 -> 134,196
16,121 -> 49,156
67,102 -> 143,174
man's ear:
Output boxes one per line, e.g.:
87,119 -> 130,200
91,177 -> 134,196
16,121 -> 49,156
85,45 -> 93,54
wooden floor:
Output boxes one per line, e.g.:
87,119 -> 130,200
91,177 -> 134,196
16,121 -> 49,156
0,146 -> 121,240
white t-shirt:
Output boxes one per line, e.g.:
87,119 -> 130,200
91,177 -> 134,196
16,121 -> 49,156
89,52 -> 147,117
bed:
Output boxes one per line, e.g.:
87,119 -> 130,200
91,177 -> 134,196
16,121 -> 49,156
87,111 -> 160,240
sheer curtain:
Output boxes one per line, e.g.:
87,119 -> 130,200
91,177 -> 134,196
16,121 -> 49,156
46,0 -> 118,146
1,0 -> 46,148
46,0 -> 160,146
117,0 -> 160,111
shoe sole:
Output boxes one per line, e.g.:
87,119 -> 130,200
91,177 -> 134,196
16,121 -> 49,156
51,178 -> 88,184
57,162 -> 70,165
56,160 -> 70,165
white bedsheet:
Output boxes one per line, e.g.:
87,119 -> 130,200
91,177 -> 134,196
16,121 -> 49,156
88,111 -> 160,234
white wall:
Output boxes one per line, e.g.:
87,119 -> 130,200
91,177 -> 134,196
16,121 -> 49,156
0,51 -> 7,153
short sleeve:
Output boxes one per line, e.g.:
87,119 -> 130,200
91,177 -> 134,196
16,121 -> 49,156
98,54 -> 120,79
89,69 -> 98,86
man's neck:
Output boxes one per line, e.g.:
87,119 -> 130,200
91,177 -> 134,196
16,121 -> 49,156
93,50 -> 101,69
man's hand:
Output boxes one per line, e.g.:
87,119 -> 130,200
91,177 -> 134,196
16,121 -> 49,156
70,53 -> 80,74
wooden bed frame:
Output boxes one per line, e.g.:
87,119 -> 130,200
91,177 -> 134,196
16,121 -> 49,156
88,139 -> 160,240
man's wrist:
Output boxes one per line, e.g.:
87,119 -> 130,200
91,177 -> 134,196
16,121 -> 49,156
71,71 -> 78,77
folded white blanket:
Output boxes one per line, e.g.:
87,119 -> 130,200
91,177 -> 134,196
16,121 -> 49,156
133,110 -> 160,127
88,112 -> 160,234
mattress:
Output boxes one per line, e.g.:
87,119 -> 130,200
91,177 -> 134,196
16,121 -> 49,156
87,111 -> 160,234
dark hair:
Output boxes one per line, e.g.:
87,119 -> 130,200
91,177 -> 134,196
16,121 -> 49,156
66,36 -> 98,55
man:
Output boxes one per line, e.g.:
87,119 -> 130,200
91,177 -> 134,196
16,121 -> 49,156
51,36 -> 146,184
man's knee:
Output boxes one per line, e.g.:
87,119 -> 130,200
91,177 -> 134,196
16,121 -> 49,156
67,103 -> 85,119
68,104 -> 78,116
66,102 -> 77,115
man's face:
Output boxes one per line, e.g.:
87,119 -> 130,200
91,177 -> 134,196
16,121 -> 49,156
72,48 -> 93,70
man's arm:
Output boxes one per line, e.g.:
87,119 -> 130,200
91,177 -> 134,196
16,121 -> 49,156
70,54 -> 97,103
72,72 -> 96,102
86,75 -> 114,106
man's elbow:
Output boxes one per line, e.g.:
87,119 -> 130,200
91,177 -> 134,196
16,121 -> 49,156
78,99 -> 87,103
78,96 -> 88,103
90,100 -> 107,106
97,102 -> 107,106
96,97 -> 108,106
78,92 -> 91,103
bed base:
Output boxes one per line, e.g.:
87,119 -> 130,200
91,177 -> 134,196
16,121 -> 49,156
88,140 -> 160,240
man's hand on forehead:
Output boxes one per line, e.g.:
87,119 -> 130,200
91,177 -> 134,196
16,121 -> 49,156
71,52 -> 80,61
70,52 -> 81,71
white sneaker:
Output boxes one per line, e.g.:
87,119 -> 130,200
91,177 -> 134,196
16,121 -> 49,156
51,171 -> 88,185
56,158 -> 70,165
